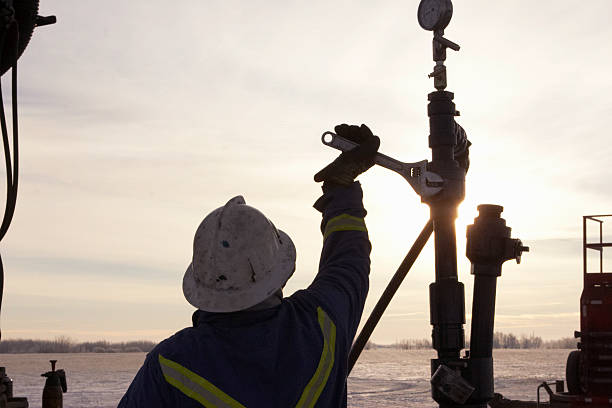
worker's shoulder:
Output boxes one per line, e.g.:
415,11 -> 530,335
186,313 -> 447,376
284,289 -> 342,330
145,326 -> 201,362
283,288 -> 321,313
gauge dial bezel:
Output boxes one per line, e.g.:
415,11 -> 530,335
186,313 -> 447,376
417,0 -> 453,31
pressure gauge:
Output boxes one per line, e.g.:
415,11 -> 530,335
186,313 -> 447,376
417,0 -> 453,31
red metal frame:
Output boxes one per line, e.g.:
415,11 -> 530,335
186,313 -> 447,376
580,215 -> 612,398
532,216 -> 612,408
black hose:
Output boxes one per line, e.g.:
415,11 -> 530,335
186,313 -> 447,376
1,39 -> 19,240
0,28 -> 12,200
0,19 -> 20,341
0,19 -> 19,241
0,253 -> 3,341
0,22 -> 18,241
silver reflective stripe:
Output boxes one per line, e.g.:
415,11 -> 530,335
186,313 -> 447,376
323,214 -> 367,240
295,307 -> 337,408
158,354 -> 246,408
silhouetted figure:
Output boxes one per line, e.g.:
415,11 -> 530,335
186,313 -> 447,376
118,124 -> 379,407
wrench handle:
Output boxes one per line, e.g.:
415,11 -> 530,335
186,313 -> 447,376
321,132 -> 406,173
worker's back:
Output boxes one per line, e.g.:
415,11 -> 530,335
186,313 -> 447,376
120,286 -> 356,407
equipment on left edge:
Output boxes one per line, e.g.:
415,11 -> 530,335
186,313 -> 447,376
0,1 -> 55,407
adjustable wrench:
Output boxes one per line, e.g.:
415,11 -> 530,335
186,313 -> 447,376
321,131 -> 444,198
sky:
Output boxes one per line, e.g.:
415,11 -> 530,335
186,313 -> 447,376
0,0 -> 611,344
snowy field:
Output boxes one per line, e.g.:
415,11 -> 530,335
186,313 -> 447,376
0,349 -> 568,407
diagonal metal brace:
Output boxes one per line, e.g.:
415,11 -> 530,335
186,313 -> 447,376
348,219 -> 434,374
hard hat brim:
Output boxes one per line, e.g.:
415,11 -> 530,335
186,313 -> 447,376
182,229 -> 296,313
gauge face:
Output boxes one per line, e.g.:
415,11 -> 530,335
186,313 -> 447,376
418,0 -> 453,31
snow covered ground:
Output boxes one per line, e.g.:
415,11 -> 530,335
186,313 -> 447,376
0,349 -> 568,407
348,348 -> 567,407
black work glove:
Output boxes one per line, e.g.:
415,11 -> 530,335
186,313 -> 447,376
454,122 -> 471,172
314,124 -> 380,186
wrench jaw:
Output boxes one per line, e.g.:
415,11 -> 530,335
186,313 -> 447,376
397,159 -> 445,199
421,171 -> 445,198
404,167 -> 444,198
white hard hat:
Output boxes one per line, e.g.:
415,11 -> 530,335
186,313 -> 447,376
183,196 -> 296,312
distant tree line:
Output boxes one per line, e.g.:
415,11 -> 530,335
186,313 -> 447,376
0,336 -> 157,354
384,332 -> 577,350
541,337 -> 577,349
489,333 -> 576,349
0,332 -> 578,353
393,338 -> 433,350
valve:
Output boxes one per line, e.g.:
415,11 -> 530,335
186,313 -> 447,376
431,364 -> 475,404
464,205 -> 528,406
466,205 -> 529,276
41,360 -> 67,408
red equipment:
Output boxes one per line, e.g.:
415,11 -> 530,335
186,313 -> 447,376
539,214 -> 612,408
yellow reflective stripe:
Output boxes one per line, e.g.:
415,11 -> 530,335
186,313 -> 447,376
295,307 -> 337,408
158,354 -> 246,408
323,214 -> 367,239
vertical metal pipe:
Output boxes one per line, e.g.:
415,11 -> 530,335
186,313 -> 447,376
465,204 -> 524,406
600,221 -> 603,273
469,274 -> 497,358
583,216 -> 587,278
426,90 -> 468,407
433,211 -> 458,281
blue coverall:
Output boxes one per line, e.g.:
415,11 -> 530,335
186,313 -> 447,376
118,182 -> 371,407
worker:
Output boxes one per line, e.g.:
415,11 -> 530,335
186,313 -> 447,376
118,123 -> 380,407
118,122 -> 469,407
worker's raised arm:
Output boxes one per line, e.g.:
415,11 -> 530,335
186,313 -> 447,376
307,124 -> 379,343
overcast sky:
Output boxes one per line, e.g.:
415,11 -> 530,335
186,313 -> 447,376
1,0 -> 611,343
